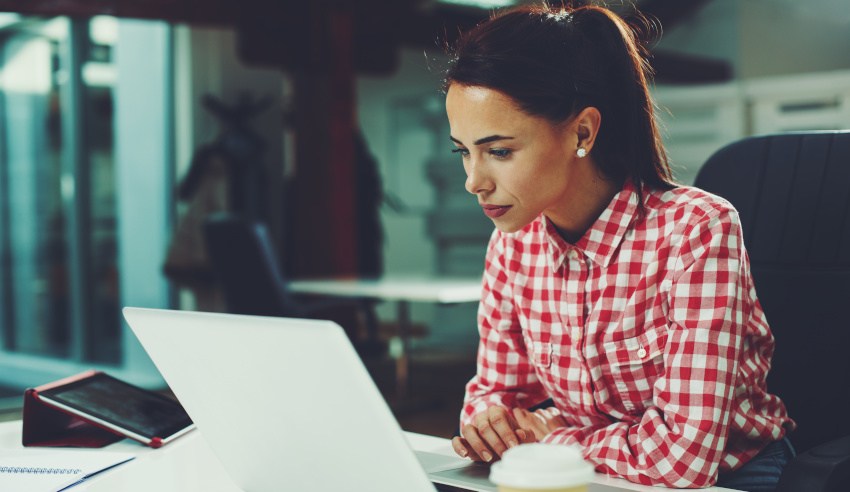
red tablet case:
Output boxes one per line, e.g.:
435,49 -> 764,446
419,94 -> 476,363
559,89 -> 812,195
22,370 -> 163,448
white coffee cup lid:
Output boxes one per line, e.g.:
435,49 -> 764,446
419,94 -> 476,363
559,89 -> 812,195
489,443 -> 595,489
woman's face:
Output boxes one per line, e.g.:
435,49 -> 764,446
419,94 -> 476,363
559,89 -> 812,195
446,84 -> 580,233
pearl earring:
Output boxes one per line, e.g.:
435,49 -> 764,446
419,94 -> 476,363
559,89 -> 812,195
576,147 -> 587,158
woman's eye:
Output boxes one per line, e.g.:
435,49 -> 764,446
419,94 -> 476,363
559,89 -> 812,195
489,148 -> 512,159
451,148 -> 470,158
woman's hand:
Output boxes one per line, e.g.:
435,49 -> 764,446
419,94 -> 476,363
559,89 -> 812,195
451,406 -> 536,462
512,406 -> 568,441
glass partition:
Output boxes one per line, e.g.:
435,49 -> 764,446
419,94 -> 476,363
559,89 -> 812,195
0,20 -> 69,358
0,16 -> 120,364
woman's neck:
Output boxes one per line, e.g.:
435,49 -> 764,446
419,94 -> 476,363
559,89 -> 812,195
548,168 -> 623,244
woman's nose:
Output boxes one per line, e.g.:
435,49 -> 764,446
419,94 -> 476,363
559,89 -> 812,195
464,161 -> 493,195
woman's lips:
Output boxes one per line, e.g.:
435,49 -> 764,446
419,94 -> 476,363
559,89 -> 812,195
481,204 -> 512,218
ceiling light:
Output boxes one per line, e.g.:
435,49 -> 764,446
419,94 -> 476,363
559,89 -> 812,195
0,13 -> 20,30
438,0 -> 517,9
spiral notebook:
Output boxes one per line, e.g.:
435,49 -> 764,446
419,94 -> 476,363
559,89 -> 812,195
0,450 -> 134,491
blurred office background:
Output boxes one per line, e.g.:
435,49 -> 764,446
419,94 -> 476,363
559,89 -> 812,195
0,0 -> 849,433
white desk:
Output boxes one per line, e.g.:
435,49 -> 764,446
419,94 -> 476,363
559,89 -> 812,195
0,421 -> 739,491
288,276 -> 482,397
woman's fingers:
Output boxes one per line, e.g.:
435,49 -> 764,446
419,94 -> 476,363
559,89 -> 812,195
512,407 -> 534,428
461,424 -> 496,462
534,407 -> 568,432
512,407 -> 550,441
469,406 -> 518,460
516,428 -> 537,443
493,405 -> 522,447
451,436 -> 483,461
460,406 -> 544,462
478,406 -> 521,455
546,415 -> 567,432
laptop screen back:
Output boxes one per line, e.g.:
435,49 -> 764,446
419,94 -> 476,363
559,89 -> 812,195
123,307 -> 436,492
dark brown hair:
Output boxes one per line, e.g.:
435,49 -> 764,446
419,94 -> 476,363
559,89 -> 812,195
444,3 -> 675,193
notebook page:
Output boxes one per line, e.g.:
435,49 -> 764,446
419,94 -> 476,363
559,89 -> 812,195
0,450 -> 134,492
0,467 -> 83,492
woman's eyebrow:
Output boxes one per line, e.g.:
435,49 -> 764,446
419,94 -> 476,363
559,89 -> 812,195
450,135 -> 515,146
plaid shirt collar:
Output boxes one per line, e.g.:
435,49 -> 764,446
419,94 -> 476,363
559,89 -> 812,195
541,179 -> 640,270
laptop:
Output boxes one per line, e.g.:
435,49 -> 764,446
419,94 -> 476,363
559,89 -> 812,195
122,307 -> 495,492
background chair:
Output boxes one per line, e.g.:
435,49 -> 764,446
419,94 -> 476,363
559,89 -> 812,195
202,213 -> 384,355
694,131 -> 850,492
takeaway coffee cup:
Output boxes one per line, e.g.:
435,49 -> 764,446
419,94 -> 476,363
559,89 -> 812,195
489,443 -> 595,492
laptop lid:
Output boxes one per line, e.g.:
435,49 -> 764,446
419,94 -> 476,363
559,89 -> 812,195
123,307 -> 437,492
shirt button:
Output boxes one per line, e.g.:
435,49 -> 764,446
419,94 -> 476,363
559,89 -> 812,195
637,347 -> 647,359
568,250 -> 579,260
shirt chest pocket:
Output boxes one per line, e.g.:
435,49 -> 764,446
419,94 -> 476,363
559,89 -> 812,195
525,339 -> 553,369
599,330 -> 667,414
524,338 -> 561,393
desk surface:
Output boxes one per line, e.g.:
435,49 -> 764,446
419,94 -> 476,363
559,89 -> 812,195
288,276 -> 482,303
0,421 -> 738,491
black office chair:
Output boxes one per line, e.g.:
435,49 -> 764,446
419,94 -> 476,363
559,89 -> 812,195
694,131 -> 850,492
202,213 -> 384,354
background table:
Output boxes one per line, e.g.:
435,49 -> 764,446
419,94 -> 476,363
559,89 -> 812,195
288,276 -> 482,397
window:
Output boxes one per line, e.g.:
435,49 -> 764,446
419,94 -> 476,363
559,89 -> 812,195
0,16 -> 123,362
0,16 -> 172,391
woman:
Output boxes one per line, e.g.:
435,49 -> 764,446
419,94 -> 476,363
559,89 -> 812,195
444,3 -> 795,490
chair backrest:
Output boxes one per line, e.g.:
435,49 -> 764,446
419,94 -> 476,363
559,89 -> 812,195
694,131 -> 850,453
203,213 -> 292,317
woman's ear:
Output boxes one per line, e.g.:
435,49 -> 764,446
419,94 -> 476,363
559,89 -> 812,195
573,106 -> 602,154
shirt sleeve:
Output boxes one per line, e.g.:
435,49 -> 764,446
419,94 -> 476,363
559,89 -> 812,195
460,230 -> 549,426
541,206 -> 749,488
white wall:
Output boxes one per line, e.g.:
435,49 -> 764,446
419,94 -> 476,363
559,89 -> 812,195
654,0 -> 741,70
650,0 -> 850,184
655,0 -> 850,79
739,0 -> 850,78
357,49 -> 448,276
358,49 -> 481,351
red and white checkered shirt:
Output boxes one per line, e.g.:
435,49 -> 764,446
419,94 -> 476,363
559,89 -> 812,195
461,180 -> 794,488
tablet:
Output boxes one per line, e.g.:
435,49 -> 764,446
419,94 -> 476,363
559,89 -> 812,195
36,372 -> 194,447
